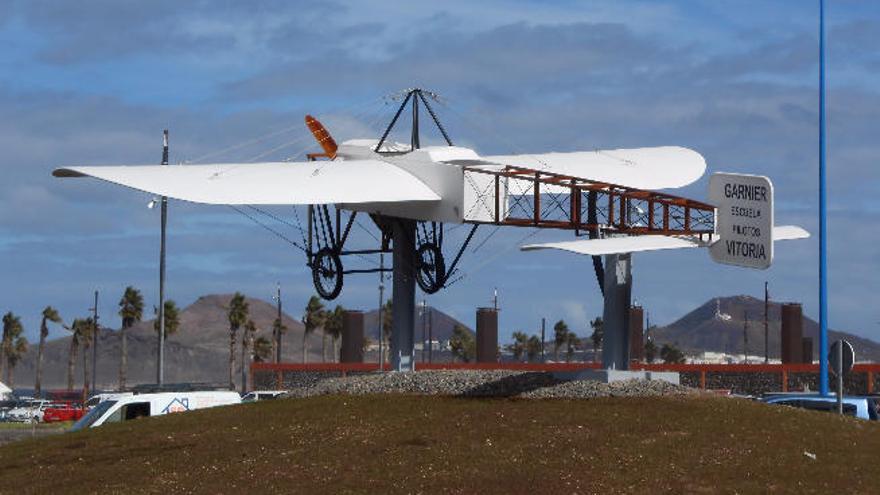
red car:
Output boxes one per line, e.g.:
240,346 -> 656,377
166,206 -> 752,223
42,401 -> 86,423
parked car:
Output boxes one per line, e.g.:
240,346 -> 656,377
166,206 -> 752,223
241,390 -> 285,402
43,401 -> 86,423
762,394 -> 880,421
0,400 -> 19,421
71,391 -> 241,431
6,399 -> 53,423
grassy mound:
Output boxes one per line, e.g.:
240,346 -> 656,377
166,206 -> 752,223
1,395 -> 878,493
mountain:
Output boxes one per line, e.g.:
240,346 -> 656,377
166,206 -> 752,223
9,295 -> 476,391
361,306 -> 474,342
11,294 -> 324,390
652,295 -> 880,362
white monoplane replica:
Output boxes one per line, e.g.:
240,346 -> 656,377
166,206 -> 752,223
54,89 -> 807,301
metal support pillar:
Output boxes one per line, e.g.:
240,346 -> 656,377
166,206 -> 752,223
391,218 -> 416,371
818,0 -> 830,396
601,253 -> 632,370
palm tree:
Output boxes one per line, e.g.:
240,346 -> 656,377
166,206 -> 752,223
253,336 -> 272,363
509,331 -> 528,362
226,293 -> 249,389
660,343 -> 685,364
118,286 -> 144,391
590,317 -> 603,363
565,331 -> 580,363
324,306 -> 345,362
78,318 -> 95,398
7,336 -> 28,388
271,317 -> 287,363
65,319 -> 83,392
1,312 -> 23,384
301,296 -> 325,364
553,320 -> 569,362
449,324 -> 475,363
526,335 -> 542,362
644,339 -> 657,363
381,300 -> 392,364
240,319 -> 257,393
35,306 -> 62,396
153,300 -> 181,338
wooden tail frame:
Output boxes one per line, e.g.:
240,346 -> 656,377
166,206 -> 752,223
463,165 -> 716,237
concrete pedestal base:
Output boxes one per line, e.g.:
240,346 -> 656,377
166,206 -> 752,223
553,369 -> 680,385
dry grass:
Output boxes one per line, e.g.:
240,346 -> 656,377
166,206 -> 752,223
1,395 -> 878,494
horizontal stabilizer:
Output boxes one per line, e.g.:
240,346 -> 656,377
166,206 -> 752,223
521,235 -> 703,256
772,225 -> 810,241
521,225 -> 810,256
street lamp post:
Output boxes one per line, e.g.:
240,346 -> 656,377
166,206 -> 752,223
91,290 -> 99,392
157,130 -> 169,386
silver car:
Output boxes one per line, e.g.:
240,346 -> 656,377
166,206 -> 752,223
762,394 -> 879,421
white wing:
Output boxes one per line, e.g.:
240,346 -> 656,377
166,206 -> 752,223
521,226 -> 810,256
483,146 -> 706,190
53,160 -> 440,205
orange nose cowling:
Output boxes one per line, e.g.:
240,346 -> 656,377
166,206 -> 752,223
305,115 -> 338,160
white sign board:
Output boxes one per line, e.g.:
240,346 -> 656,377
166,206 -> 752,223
709,173 -> 773,270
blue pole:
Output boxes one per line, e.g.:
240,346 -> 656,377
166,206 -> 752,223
818,0 -> 829,396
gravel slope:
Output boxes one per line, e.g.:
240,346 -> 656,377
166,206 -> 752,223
285,370 -> 693,399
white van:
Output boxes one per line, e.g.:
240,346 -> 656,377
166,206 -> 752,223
71,391 -> 241,431
84,392 -> 133,409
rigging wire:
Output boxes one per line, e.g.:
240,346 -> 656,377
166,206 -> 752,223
445,227 -> 543,287
245,205 -> 301,231
291,206 -> 309,247
244,133 -> 316,163
227,205 -> 307,253
186,123 -> 307,164
471,225 -> 501,254
187,94 -> 389,167
438,99 -> 646,179
355,217 -> 381,243
235,204 -> 380,268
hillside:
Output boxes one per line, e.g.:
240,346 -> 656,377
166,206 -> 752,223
652,295 -> 880,362
1,395 -> 879,492
362,306 -> 474,342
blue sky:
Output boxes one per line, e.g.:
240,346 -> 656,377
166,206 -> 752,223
1,0 -> 878,344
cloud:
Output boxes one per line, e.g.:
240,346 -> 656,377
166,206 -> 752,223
2,2 -> 879,345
